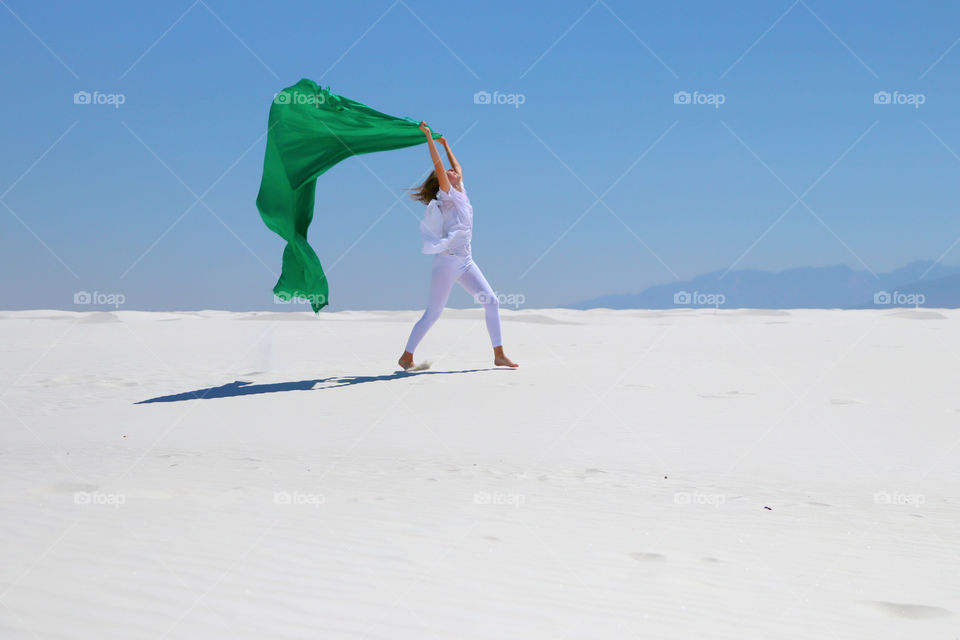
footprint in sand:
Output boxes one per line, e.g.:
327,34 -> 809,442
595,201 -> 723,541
578,468 -> 607,483
698,390 -> 751,400
863,600 -> 952,619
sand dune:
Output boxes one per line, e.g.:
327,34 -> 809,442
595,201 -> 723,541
1,308 -> 957,638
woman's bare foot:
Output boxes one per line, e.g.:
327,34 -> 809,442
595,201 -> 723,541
398,351 -> 415,370
493,346 -> 519,368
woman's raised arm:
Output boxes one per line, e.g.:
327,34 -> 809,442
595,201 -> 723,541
438,136 -> 462,179
418,122 -> 450,192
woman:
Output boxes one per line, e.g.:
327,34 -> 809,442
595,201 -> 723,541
398,122 -> 518,371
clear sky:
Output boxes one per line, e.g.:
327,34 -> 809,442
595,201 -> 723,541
2,0 -> 959,311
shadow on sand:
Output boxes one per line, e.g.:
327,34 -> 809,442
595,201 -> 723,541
135,368 -> 498,404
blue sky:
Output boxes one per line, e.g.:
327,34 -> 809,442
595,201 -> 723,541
2,0 -> 959,311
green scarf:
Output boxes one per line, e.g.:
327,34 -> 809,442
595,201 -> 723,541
256,78 -> 439,312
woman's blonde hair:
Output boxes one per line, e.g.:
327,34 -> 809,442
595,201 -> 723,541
409,170 -> 440,204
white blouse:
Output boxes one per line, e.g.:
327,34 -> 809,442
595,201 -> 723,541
419,183 -> 474,255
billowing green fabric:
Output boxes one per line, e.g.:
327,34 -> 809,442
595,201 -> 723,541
256,78 -> 440,312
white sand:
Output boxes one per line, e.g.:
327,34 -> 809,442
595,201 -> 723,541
0,308 -> 957,638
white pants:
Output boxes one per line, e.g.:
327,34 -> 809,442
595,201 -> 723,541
405,253 -> 502,353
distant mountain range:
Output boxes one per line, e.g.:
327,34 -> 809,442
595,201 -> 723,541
566,261 -> 960,309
